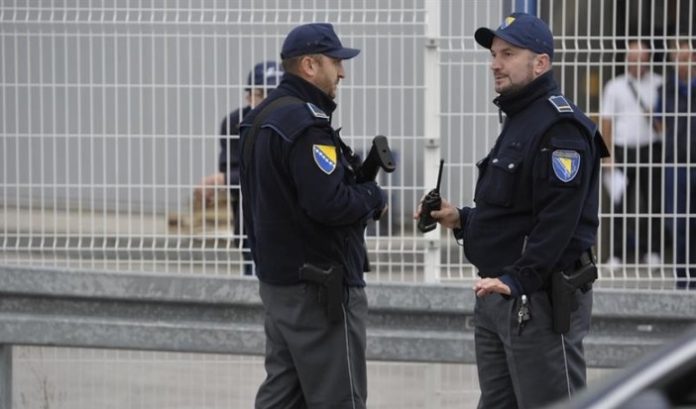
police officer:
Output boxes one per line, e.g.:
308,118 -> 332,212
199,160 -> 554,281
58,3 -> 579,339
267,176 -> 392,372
239,23 -> 387,409
417,13 -> 608,408
195,61 -> 282,275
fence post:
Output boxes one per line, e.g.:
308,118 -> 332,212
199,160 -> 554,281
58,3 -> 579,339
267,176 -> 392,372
423,0 -> 442,283
0,345 -> 11,409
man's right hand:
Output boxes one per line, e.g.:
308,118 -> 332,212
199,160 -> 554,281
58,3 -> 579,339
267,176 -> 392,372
413,197 -> 461,230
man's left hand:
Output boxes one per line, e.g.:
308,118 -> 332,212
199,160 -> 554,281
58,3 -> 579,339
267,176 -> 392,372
473,278 -> 511,298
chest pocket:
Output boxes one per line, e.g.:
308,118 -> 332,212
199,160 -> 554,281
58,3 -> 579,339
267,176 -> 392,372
477,154 -> 523,207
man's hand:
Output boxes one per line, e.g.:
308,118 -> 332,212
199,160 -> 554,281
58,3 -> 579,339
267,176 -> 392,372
473,278 -> 511,298
413,197 -> 461,230
194,172 -> 225,207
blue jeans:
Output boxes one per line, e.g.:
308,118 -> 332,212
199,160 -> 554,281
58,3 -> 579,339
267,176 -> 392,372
664,166 -> 696,287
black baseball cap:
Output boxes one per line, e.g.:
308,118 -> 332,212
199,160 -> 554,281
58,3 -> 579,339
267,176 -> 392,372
475,12 -> 554,59
281,23 -> 360,60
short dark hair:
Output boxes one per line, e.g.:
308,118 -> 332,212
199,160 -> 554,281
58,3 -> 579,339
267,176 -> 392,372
281,54 -> 323,75
281,56 -> 302,74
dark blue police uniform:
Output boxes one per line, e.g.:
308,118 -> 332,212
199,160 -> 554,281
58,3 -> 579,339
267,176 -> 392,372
456,70 -> 607,409
455,71 -> 604,408
239,23 -> 384,409
458,71 -> 602,293
464,13 -> 609,408
240,73 -> 384,287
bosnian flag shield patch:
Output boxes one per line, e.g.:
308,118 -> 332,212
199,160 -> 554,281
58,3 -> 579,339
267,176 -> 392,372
313,144 -> 337,175
551,150 -> 580,182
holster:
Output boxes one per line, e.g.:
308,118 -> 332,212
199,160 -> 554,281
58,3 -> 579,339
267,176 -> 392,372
550,251 -> 597,334
299,264 -> 345,323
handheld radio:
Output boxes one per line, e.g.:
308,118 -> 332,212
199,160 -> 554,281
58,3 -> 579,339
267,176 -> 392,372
418,159 -> 444,233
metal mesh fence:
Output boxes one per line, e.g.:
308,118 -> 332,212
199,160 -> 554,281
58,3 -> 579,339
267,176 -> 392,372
2,1 -> 692,407
1,0 -> 694,284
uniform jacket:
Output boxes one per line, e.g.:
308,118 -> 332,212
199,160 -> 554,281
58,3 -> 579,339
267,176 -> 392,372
239,73 -> 385,286
218,106 -> 250,201
456,71 -> 607,295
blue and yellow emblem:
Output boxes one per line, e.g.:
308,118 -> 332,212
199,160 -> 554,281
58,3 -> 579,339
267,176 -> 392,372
500,16 -> 516,29
313,144 -> 337,175
552,150 -> 580,182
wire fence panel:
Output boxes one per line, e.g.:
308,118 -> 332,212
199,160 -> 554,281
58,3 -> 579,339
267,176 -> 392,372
0,0 -> 429,279
1,1 -> 692,408
1,0 -> 694,287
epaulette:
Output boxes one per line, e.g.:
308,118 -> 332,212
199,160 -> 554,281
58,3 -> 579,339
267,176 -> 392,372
262,101 -> 330,142
306,102 -> 330,119
548,95 -> 574,113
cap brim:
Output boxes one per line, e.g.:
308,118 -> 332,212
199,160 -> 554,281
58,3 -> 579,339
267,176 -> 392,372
475,26 -> 535,53
324,47 -> 360,60
474,27 -> 496,49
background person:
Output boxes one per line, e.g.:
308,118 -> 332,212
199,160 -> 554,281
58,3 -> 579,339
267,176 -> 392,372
600,39 -> 663,270
195,61 -> 282,275
656,35 -> 696,288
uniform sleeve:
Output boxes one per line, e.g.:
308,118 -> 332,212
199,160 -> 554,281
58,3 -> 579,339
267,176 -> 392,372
452,207 -> 472,241
218,112 -> 241,186
500,121 -> 595,294
287,125 -> 386,226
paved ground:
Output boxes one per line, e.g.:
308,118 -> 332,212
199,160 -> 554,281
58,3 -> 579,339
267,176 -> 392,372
13,347 -> 615,409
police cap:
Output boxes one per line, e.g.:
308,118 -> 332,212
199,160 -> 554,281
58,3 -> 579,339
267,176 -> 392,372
475,12 -> 554,59
281,23 -> 360,60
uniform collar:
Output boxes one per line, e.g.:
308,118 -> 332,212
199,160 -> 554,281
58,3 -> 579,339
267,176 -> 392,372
275,73 -> 337,117
493,70 -> 558,117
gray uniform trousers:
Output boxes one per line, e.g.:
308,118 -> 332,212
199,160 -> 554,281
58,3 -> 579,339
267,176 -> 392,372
475,289 -> 592,409
255,281 -> 368,409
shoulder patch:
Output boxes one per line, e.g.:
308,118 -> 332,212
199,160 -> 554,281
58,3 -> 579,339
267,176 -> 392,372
306,103 -> 329,120
548,95 -> 574,113
551,150 -> 580,182
312,144 -> 337,175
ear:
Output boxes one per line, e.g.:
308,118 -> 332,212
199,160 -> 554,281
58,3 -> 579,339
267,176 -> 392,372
534,54 -> 551,75
298,55 -> 318,78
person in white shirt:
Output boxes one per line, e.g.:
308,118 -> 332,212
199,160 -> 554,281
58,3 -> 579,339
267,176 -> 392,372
600,39 -> 663,270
